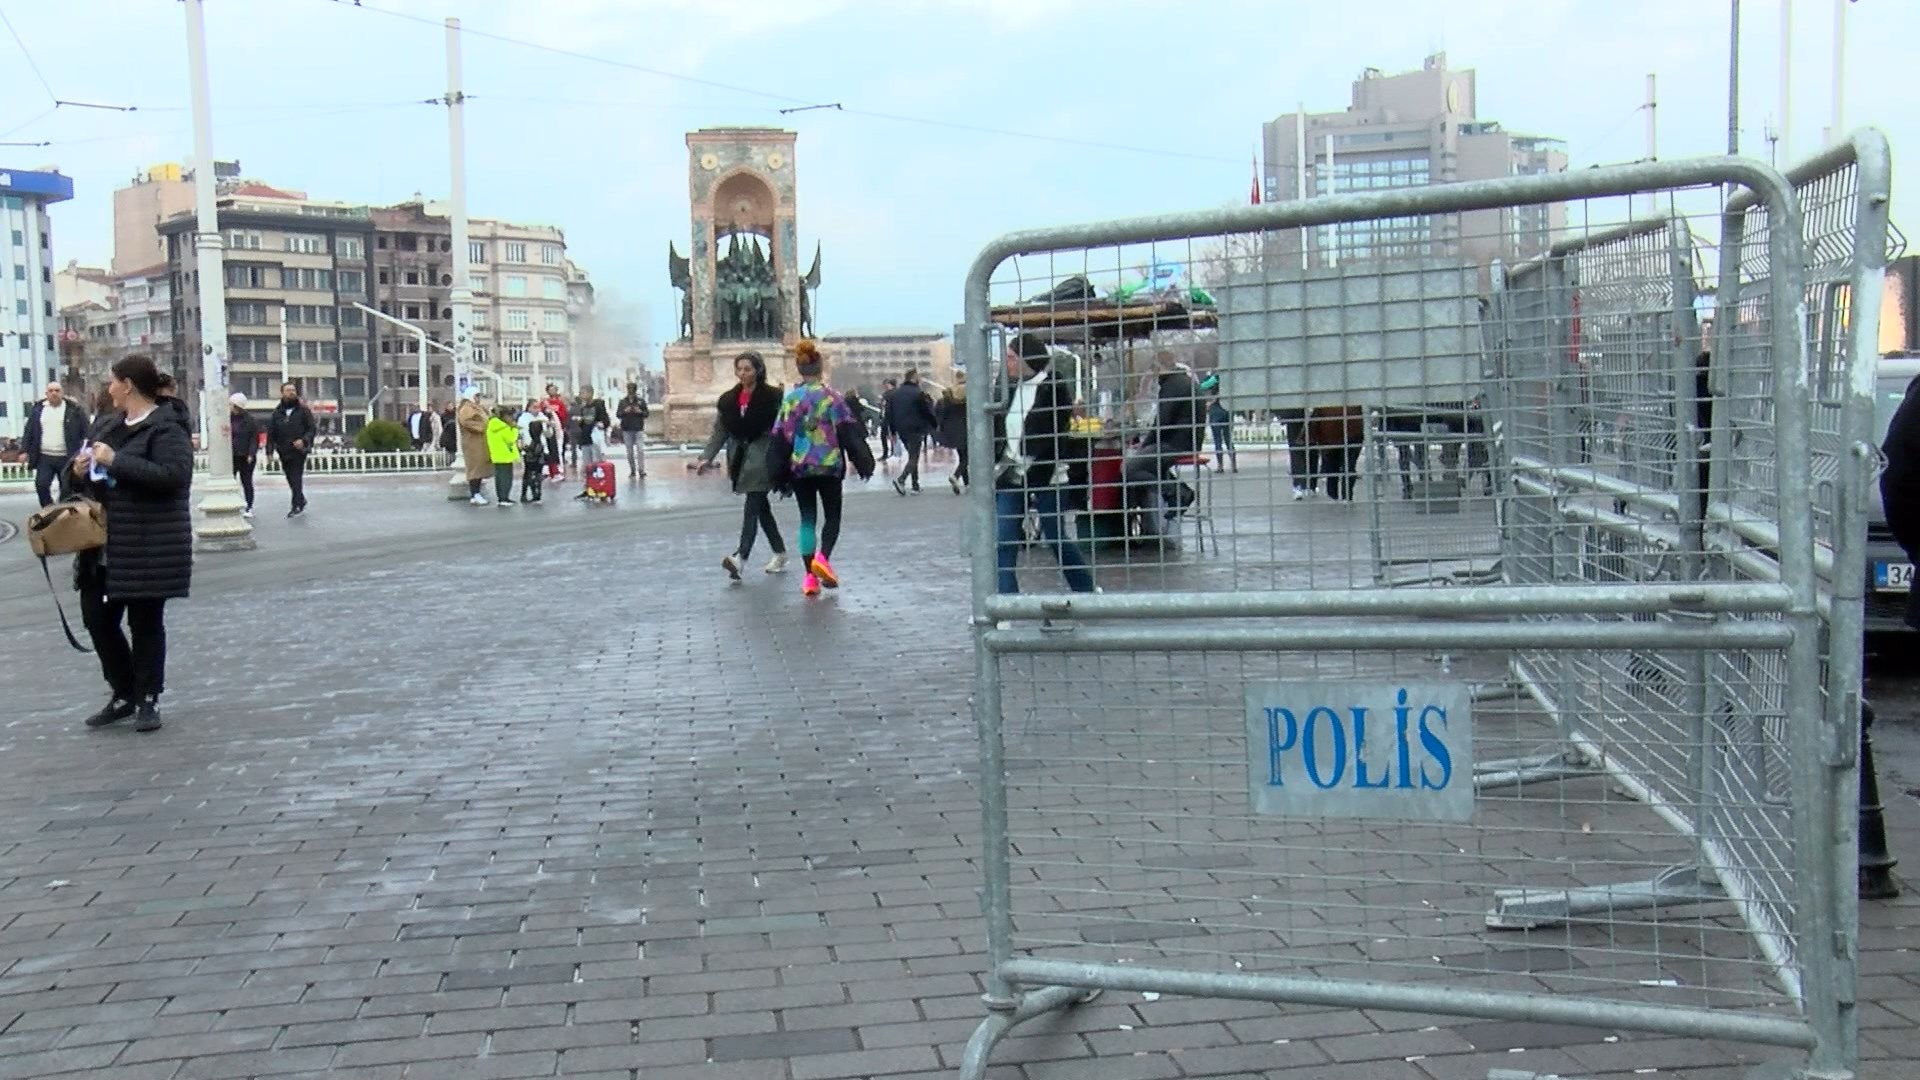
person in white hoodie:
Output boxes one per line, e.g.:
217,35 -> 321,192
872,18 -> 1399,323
516,399 -> 550,503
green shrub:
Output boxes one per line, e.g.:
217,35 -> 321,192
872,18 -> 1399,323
354,419 -> 413,453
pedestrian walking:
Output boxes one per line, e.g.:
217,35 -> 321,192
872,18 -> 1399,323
437,403 -> 457,457
774,340 -> 856,598
407,404 -> 435,450
70,355 -> 193,734
455,388 -> 492,504
878,378 -> 899,461
693,350 -> 789,581
1880,369 -> 1920,629
543,384 -> 569,480
1205,372 -> 1237,473
228,393 -> 261,518
22,380 -> 87,507
994,334 -> 1095,595
517,400 -> 550,503
486,404 -> 521,507
936,370 -> 970,494
886,368 -> 938,495
266,381 -> 317,518
616,383 -> 650,479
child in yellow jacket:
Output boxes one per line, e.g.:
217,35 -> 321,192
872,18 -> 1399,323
486,406 -> 522,507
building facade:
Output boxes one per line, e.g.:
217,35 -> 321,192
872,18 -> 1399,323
368,201 -> 577,416
1260,53 -> 1568,270
816,327 -> 953,401
159,182 -> 377,434
57,264 -> 176,409
2,167 -> 73,440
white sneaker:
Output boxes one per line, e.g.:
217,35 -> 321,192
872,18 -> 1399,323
949,474 -> 963,495
1291,487 -> 1306,501
764,553 -> 789,574
241,508 -> 254,519
722,553 -> 743,581
470,493 -> 489,506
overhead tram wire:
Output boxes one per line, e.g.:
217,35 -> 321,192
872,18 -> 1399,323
0,4 -> 56,104
320,0 -> 1244,167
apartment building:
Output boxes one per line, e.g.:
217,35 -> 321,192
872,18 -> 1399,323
369,200 -> 577,415
158,182 -> 376,433
57,264 -> 175,407
1261,53 -> 1569,270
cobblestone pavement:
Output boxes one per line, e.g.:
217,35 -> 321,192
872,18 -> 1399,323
0,462 -> 1916,1080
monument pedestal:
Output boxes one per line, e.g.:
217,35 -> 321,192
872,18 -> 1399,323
662,339 -> 800,442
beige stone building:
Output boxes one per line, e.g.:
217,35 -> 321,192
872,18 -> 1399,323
816,328 -> 953,400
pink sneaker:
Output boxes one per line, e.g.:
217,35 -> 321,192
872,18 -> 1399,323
808,554 -> 839,589
802,573 -> 821,597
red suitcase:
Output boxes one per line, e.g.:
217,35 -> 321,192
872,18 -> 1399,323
585,460 -> 617,501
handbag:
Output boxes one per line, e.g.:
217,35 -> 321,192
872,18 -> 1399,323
26,497 -> 105,653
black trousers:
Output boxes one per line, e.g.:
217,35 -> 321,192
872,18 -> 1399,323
81,588 -> 168,702
281,449 -> 309,510
901,433 -> 927,488
792,476 -> 843,559
33,457 -> 72,507
237,456 -> 256,509
736,491 -> 786,559
521,455 -> 545,500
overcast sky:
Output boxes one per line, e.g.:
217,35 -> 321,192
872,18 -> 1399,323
4,0 -> 1914,359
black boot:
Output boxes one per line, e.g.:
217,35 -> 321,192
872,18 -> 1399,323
84,698 -> 136,728
133,698 -> 162,733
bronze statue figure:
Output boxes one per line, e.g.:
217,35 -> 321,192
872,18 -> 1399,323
668,242 -> 693,340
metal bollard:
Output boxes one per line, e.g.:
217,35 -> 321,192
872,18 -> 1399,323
1859,702 -> 1901,900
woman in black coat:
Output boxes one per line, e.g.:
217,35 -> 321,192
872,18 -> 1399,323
692,350 -> 789,580
71,355 -> 194,733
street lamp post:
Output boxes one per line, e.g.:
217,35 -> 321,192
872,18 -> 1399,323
183,0 -> 253,552
444,16 -> 475,501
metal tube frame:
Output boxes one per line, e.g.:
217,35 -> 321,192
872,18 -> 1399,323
961,151 -> 1840,1079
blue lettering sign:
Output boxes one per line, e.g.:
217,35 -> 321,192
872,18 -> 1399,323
1244,681 -> 1474,823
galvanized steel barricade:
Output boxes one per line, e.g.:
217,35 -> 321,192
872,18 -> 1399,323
960,151 -> 1862,1080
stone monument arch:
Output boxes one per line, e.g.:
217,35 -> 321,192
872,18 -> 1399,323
663,127 -> 824,440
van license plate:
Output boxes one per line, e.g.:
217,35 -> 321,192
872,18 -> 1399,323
1875,562 -> 1914,592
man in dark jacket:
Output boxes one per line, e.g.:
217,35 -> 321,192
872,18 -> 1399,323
1122,350 -> 1201,536
885,368 -> 938,495
406,405 -> 435,450
22,380 -> 88,507
229,393 -> 262,518
615,383 -> 650,479
266,381 -> 317,518
1881,371 -> 1920,630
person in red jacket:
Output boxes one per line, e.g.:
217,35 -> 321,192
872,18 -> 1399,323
543,383 -> 569,480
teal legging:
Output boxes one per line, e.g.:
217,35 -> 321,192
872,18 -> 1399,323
793,476 -> 843,559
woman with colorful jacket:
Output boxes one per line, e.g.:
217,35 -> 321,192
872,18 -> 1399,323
773,340 -> 856,597
485,405 -> 522,507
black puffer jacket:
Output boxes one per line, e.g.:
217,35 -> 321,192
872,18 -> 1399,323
76,406 -> 195,601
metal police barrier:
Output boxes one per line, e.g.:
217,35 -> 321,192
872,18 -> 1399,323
961,151 -> 1856,1079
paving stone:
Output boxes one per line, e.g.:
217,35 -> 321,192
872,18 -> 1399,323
708,1026 -> 861,1061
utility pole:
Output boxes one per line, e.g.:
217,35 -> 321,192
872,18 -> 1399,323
183,0 -> 252,552
444,15 -> 474,500
1779,0 -> 1794,165
1827,0 -> 1848,145
278,305 -> 289,385
1641,73 -> 1658,218
1727,0 -> 1741,159
1295,105 -> 1308,271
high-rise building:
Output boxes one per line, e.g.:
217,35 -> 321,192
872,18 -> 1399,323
369,200 -> 578,414
158,181 -> 377,434
1261,53 -> 1568,270
2,167 -> 73,440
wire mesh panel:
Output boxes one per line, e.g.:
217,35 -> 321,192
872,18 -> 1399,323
961,151 -> 1852,1080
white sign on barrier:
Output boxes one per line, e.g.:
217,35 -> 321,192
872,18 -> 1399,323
1244,681 -> 1474,822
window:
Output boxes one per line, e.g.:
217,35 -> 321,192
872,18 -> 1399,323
8,230 -> 20,246
15,299 -> 27,315
284,233 -> 325,254
340,307 -> 364,328
507,342 -> 530,366
122,284 -> 148,303
11,265 -> 22,280
229,338 -> 265,362
226,230 -> 263,250
125,316 -> 151,337
404,304 -> 422,320
472,344 -> 488,366
474,309 -> 488,329
404,271 -> 420,286
336,269 -> 364,294
376,235 -> 389,250
543,310 -> 565,332
343,377 -> 367,399
337,236 -> 364,259
378,269 -> 390,285
505,308 -> 528,330
504,241 -> 526,263
469,241 -> 486,263
468,273 -> 487,293
341,341 -> 365,365
542,277 -> 564,300
225,264 -> 270,288
230,302 -> 269,325
545,343 -> 564,367
504,275 -> 527,297
541,244 -> 561,266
